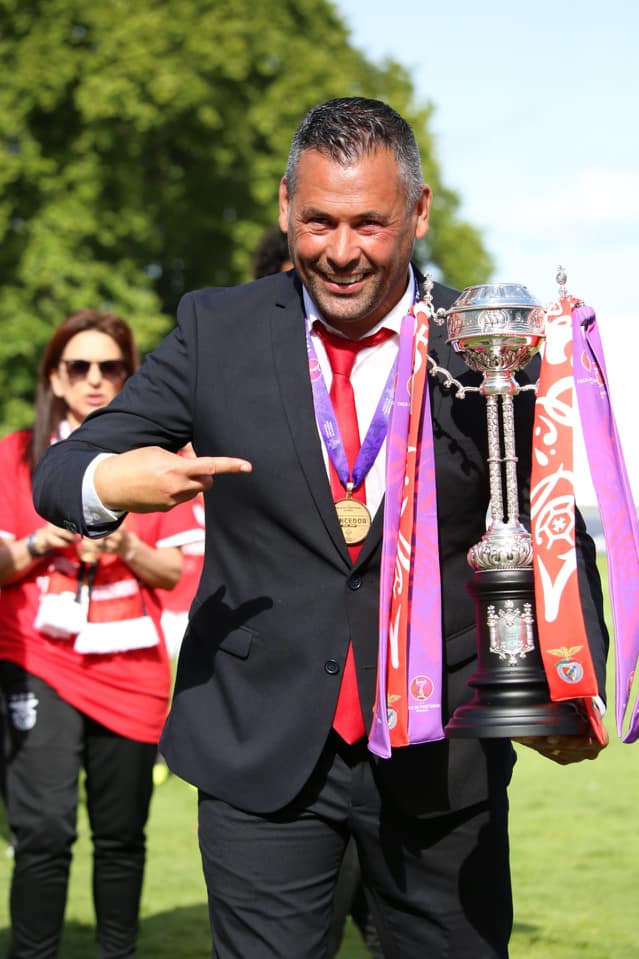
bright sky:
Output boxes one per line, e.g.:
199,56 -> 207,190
336,0 -> 639,506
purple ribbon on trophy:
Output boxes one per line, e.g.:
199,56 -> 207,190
572,303 -> 639,742
370,306 -> 444,758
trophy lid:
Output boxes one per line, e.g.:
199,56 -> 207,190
448,283 -> 542,312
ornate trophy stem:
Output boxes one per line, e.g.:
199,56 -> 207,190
428,281 -> 588,738
486,395 -> 505,524
502,394 -> 520,527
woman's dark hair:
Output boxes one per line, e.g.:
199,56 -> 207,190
26,309 -> 138,472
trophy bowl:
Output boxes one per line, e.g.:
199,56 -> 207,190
446,283 -> 546,395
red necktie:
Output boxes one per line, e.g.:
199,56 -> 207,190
315,324 -> 393,744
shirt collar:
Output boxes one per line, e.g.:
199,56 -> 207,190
304,265 -> 417,339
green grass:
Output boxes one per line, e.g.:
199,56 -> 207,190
1,555 -> 635,957
509,726 -> 635,958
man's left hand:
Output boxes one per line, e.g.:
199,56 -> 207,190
513,731 -> 608,765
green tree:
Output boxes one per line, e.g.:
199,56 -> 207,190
0,0 -> 493,434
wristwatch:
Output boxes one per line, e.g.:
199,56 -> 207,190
26,532 -> 46,558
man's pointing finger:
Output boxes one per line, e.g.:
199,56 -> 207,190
189,457 -> 253,477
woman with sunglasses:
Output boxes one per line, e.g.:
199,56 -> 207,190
0,309 -> 201,959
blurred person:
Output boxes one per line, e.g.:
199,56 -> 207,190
157,444 -> 205,661
0,694 -> 7,839
32,99 -> 608,959
252,226 -> 292,278
0,309 -> 198,959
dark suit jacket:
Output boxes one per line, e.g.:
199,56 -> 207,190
32,270 -> 608,816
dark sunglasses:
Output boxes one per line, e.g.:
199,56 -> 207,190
60,359 -> 128,383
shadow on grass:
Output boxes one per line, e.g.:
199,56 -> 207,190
0,912 -> 533,958
0,904 -> 212,959
0,907 -> 374,958
513,920 -> 541,934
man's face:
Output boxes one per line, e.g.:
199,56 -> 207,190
279,148 -> 430,337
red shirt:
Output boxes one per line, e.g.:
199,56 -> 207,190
158,497 -> 205,614
0,430 -> 198,742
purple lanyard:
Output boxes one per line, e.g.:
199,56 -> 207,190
305,324 -> 398,493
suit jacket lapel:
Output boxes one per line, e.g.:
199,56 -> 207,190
269,277 -> 353,566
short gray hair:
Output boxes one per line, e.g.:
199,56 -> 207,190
285,97 -> 424,208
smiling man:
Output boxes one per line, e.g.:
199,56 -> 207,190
32,98 -> 608,959
279,127 -> 430,337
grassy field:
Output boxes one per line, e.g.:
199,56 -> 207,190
1,557 -> 636,957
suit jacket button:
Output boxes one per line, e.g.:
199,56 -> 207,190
348,576 -> 362,590
324,659 -> 340,675
63,520 -> 78,533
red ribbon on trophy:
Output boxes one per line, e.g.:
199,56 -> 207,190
531,295 -> 602,740
531,286 -> 639,744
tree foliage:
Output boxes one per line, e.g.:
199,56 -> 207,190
0,0 -> 493,433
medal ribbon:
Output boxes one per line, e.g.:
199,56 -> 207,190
571,303 -> 639,742
369,302 -> 443,757
306,325 -> 398,494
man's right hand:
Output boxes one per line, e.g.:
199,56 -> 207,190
94,446 -> 253,513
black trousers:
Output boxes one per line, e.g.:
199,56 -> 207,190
0,662 -> 157,959
198,732 -> 512,959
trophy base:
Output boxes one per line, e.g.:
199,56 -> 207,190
445,697 -> 588,739
444,566 -> 590,740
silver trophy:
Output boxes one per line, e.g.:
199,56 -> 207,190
427,276 -> 588,737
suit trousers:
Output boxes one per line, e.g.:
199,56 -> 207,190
198,731 -> 512,959
0,662 -> 157,959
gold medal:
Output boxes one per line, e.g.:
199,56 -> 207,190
335,494 -> 371,545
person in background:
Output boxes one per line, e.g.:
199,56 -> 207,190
0,694 -> 7,845
32,99 -> 608,959
252,225 -> 292,278
0,309 -> 198,959
158,443 -> 206,661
